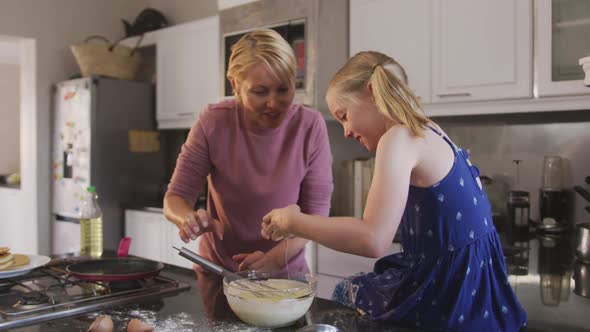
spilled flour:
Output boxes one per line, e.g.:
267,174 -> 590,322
86,305 -> 267,332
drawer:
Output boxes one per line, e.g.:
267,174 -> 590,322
317,274 -> 343,300
317,243 -> 402,277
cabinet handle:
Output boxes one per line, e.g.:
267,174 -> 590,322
176,112 -> 194,117
436,92 -> 471,98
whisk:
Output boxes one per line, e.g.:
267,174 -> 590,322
173,246 -> 283,298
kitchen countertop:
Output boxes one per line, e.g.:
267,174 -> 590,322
6,227 -> 590,331
5,265 -> 414,332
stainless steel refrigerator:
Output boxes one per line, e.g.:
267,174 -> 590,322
51,76 -> 155,255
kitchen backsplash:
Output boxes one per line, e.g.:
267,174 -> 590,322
328,110 -> 590,225
433,110 -> 590,225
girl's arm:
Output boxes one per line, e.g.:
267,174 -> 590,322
263,126 -> 420,258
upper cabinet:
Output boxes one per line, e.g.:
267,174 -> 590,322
217,0 -> 258,10
350,0 -> 431,103
350,0 -> 590,115
431,0 -> 532,103
535,0 -> 590,97
156,16 -> 220,129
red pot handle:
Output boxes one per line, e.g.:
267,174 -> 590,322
117,237 -> 132,257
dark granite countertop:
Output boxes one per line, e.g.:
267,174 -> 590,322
6,228 -> 590,331
6,265 -> 414,332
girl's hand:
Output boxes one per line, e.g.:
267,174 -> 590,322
232,251 -> 281,271
179,209 -> 224,243
261,204 -> 301,241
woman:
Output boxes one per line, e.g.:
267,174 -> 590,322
164,29 -> 333,274
261,51 -> 527,331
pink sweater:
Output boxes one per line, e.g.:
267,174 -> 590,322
168,99 -> 333,272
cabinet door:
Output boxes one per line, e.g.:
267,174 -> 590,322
432,0 -> 532,103
350,0 -> 431,103
156,16 -> 220,129
164,219 -> 197,269
536,0 -> 590,96
125,210 -> 164,262
316,243 -> 402,277
218,0 -> 258,10
317,274 -> 343,300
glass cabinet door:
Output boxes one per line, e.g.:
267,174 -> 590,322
536,0 -> 590,96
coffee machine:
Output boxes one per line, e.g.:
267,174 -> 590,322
506,160 -> 530,232
538,156 -> 570,232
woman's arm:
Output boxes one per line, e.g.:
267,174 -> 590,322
263,126 -> 419,258
163,193 -> 195,228
164,109 -> 218,242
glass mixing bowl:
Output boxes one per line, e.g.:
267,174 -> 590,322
223,270 -> 317,328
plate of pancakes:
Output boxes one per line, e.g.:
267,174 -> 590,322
0,247 -> 51,279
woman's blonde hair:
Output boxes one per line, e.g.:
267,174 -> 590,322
227,29 -> 296,98
328,51 -> 430,137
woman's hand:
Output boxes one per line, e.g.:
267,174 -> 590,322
261,204 -> 301,241
179,208 -> 224,243
232,251 -> 281,271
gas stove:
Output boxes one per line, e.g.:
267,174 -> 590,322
0,258 -> 190,330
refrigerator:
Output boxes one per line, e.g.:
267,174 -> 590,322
52,76 -> 155,255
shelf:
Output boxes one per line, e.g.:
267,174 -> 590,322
119,31 -> 159,48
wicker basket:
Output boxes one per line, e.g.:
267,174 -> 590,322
70,35 -> 143,80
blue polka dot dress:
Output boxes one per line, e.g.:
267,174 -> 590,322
332,127 -> 527,331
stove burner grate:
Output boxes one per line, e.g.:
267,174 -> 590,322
12,292 -> 53,310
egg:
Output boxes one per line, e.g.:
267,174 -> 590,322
87,315 -> 114,332
127,318 -> 154,332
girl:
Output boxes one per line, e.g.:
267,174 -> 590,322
261,51 -> 527,331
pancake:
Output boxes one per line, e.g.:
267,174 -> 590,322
0,253 -> 13,264
0,256 -> 14,271
0,254 -> 30,271
0,247 -> 9,255
10,254 -> 30,269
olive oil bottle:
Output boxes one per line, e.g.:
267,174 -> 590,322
79,186 -> 103,258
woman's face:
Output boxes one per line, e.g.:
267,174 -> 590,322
326,90 -> 389,153
232,63 -> 294,129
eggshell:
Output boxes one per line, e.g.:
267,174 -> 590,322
127,318 -> 154,332
88,315 -> 114,332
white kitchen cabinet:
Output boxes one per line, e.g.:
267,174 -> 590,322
535,0 -> 590,97
124,209 -> 164,262
218,0 -> 258,10
156,16 -> 220,129
316,242 -> 402,299
164,221 -> 197,269
317,274 -> 343,299
125,209 -> 197,269
317,243 -> 401,277
431,0 -> 533,103
350,0 -> 431,103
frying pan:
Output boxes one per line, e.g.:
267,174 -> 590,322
65,237 -> 164,282
66,258 -> 164,281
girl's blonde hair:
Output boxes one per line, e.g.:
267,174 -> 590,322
227,29 -> 296,98
328,51 -> 430,137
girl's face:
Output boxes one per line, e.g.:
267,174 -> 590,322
326,90 -> 390,152
232,63 -> 294,129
